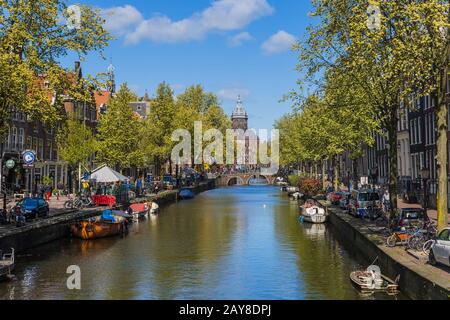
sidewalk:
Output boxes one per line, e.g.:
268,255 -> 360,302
397,199 -> 450,225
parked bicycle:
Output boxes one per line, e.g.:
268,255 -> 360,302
386,227 -> 417,247
405,221 -> 437,251
64,195 -> 93,210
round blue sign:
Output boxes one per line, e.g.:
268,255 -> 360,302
22,150 -> 36,165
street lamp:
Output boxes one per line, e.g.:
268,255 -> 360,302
420,168 -> 430,216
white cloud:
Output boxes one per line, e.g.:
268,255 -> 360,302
261,30 -> 297,55
228,32 -> 254,47
217,88 -> 251,101
102,0 -> 274,44
102,5 -> 143,36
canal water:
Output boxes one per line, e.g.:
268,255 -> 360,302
0,186 -> 406,300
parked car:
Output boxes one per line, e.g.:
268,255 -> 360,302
347,190 -> 381,218
429,227 -> 450,267
396,208 -> 429,228
11,197 -> 49,220
338,192 -> 351,210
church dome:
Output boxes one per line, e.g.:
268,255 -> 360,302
232,96 -> 248,119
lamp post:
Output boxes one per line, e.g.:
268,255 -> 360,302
420,168 -> 430,216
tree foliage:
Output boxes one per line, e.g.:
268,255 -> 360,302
56,114 -> 97,169
0,0 -> 110,137
96,84 -> 143,169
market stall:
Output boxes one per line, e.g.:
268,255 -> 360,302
90,166 -> 129,206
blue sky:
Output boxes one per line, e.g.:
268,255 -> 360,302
66,0 -> 313,130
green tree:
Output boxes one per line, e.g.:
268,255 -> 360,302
295,0 -> 441,219
174,85 -> 230,169
97,84 -> 143,170
142,82 -> 177,176
56,115 -> 97,169
0,0 -> 110,138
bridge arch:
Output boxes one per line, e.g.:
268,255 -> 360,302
246,175 -> 271,185
226,176 -> 245,186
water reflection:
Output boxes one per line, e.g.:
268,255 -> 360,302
0,186 -> 406,300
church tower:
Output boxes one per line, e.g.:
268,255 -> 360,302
107,63 -> 116,94
231,96 -> 248,131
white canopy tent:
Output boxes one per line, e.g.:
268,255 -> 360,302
90,165 -> 129,183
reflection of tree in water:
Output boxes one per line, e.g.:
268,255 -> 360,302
146,194 -> 239,299
272,201 -> 361,299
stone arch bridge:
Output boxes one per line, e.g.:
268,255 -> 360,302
216,173 -> 276,186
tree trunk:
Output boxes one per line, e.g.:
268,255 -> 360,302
334,156 -> 339,191
437,68 -> 449,231
387,115 -> 398,220
352,158 -> 358,192
314,162 -> 318,179
322,160 -> 326,191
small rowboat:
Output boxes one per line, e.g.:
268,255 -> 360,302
147,201 -> 159,215
300,199 -> 328,224
0,248 -> 15,281
71,211 -> 127,240
350,265 -> 399,294
129,203 -> 149,221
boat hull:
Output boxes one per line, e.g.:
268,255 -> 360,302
301,214 -> 327,224
300,206 -> 328,224
71,219 -> 125,240
350,271 -> 399,293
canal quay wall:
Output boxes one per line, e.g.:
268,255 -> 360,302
325,206 -> 450,300
0,179 -> 217,254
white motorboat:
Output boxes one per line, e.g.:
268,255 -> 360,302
149,202 -> 159,215
300,199 -> 328,223
0,248 -> 15,281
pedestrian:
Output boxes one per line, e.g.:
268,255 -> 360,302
382,189 -> 390,213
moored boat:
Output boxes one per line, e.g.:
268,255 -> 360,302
179,188 -> 195,200
129,203 -> 149,221
0,248 -> 15,281
71,210 -> 127,240
286,186 -> 299,196
148,201 -> 159,215
350,265 -> 399,294
299,199 -> 328,224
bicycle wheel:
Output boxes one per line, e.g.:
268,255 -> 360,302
386,235 -> 397,247
422,239 -> 435,253
64,200 -> 74,209
407,236 -> 420,251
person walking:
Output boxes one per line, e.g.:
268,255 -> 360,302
382,189 -> 390,214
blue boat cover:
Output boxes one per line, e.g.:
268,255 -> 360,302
179,189 -> 194,198
101,209 -> 117,222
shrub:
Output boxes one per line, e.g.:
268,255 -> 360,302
288,174 -> 300,186
298,177 -> 321,197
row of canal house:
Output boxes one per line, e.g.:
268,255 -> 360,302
329,91 -> 448,209
0,62 -> 116,194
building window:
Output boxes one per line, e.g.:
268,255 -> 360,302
11,127 -> 17,150
18,128 -> 24,150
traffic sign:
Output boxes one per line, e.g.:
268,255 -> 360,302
5,159 -> 15,169
22,150 -> 36,166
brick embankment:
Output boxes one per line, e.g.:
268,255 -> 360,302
0,179 -> 216,254
324,204 -> 450,300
